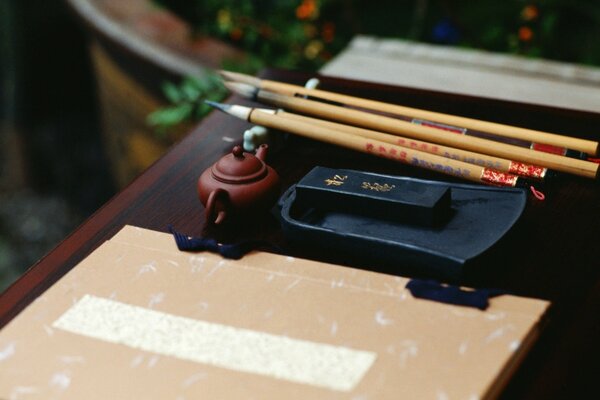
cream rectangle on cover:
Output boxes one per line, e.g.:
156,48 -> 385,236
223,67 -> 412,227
53,294 -> 376,392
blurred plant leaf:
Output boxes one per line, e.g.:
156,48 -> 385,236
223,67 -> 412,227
181,80 -> 202,101
148,71 -> 227,134
162,81 -> 183,103
147,103 -> 193,129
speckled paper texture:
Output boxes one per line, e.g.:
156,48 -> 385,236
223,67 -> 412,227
53,294 -> 377,392
0,225 -> 549,399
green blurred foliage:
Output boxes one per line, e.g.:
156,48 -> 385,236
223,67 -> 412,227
156,0 -> 600,69
149,0 -> 600,129
442,0 -> 600,65
146,73 -> 228,133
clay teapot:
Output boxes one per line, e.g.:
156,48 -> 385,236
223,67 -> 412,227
198,144 -> 280,224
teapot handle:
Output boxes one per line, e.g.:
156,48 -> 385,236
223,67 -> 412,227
205,188 -> 229,224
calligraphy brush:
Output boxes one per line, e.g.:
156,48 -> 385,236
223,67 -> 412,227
205,101 -> 533,188
275,110 -> 548,180
224,82 -> 598,179
219,70 -> 599,156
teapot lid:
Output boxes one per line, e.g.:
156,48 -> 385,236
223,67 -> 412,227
211,146 -> 267,184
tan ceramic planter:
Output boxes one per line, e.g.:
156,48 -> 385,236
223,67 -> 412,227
67,0 -> 244,187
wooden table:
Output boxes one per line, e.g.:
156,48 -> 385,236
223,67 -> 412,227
2,69 -> 599,399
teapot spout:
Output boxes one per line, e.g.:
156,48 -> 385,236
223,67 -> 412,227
255,144 -> 269,161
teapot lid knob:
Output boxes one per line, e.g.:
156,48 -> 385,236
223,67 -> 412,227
232,146 -> 244,158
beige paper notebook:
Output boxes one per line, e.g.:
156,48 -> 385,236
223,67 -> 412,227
0,225 -> 549,399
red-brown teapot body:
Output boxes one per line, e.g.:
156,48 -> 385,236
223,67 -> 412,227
198,144 -> 280,224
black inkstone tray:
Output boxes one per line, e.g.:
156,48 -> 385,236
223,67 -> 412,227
278,167 -> 527,279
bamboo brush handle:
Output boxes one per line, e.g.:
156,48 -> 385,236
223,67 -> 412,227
258,91 -> 599,179
260,79 -> 599,156
277,112 -> 547,179
250,110 -> 521,187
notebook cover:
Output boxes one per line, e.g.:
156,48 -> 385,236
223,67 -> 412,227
0,225 -> 549,399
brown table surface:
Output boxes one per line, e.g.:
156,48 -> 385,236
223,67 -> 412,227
2,69 -> 599,399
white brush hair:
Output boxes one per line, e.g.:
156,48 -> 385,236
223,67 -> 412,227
223,81 -> 259,99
